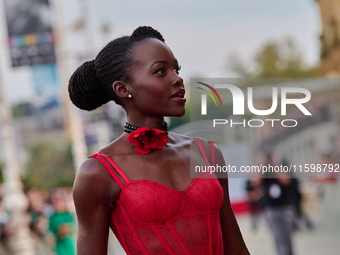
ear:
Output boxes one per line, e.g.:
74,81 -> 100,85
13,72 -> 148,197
112,81 -> 130,99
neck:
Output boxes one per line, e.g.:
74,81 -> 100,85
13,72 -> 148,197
126,115 -> 166,130
124,121 -> 168,134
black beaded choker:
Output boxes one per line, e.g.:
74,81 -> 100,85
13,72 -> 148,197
124,122 -> 168,134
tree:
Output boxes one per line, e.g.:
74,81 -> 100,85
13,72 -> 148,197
227,37 -> 320,79
12,102 -> 34,118
22,139 -> 75,190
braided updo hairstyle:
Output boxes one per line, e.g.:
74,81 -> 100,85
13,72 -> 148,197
68,26 -> 165,111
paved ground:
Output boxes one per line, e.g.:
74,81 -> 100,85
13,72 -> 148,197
238,214 -> 340,255
239,183 -> 340,255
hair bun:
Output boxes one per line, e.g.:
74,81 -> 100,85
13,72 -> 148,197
69,26 -> 166,111
68,60 -> 110,111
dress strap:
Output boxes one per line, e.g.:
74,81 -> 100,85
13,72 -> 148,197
208,139 -> 215,166
89,152 -> 130,189
194,137 -> 215,166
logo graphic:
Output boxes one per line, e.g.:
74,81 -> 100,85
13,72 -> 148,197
196,82 -> 222,115
197,82 -> 312,117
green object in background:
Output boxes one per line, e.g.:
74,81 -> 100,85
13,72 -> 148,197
49,211 -> 76,255
22,139 -> 75,190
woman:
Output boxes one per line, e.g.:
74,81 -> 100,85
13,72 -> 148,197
69,26 -> 249,255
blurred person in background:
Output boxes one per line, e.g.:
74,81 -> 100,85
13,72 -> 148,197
256,151 -> 297,255
26,188 -> 55,254
48,187 -> 76,255
26,188 -> 48,238
245,179 -> 263,231
280,158 -> 313,231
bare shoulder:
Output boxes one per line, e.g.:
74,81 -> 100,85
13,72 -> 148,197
187,136 -> 228,179
188,136 -> 223,153
73,158 -> 119,254
200,138 -> 225,164
74,158 -> 109,186
73,157 -> 120,209
167,133 -> 225,157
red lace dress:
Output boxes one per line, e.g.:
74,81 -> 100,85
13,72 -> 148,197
90,137 -> 224,255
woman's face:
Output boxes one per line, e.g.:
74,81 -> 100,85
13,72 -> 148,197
126,38 -> 186,118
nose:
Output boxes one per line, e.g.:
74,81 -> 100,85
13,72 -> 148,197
172,73 -> 184,87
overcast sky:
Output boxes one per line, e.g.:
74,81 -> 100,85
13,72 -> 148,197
0,0 -> 321,104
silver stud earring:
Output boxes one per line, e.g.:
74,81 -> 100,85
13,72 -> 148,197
128,94 -> 132,98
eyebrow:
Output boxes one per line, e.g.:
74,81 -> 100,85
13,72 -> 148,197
149,59 -> 179,69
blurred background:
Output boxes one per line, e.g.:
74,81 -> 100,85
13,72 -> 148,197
0,0 -> 339,254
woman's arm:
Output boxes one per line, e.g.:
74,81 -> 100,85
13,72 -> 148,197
73,158 -> 119,255
215,146 -> 250,255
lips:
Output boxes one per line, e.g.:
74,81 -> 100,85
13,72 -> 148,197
170,88 -> 186,99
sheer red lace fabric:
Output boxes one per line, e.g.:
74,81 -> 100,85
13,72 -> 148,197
90,137 -> 224,255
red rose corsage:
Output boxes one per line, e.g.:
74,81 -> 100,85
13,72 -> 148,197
127,127 -> 168,155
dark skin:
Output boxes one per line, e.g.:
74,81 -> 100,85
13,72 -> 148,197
73,38 -> 250,255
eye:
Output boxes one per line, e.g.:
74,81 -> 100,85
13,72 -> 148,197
154,67 -> 166,74
174,65 -> 181,74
